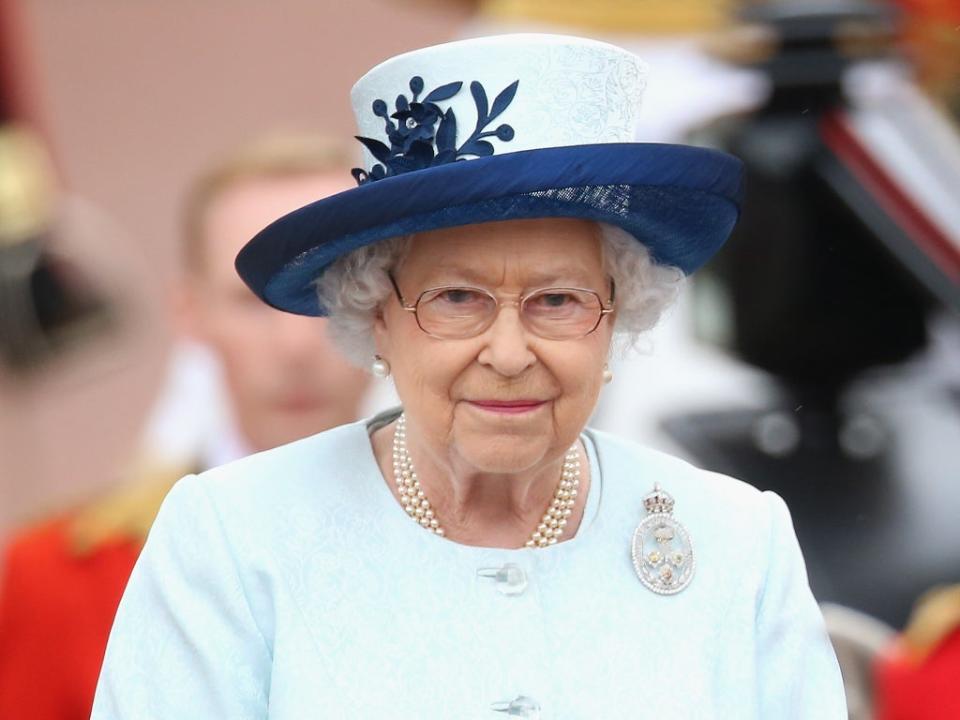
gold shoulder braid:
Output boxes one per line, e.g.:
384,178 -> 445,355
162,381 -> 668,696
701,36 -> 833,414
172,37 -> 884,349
68,457 -> 195,556
901,584 -> 960,660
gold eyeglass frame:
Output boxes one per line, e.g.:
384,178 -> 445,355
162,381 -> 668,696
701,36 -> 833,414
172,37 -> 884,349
388,273 -> 616,340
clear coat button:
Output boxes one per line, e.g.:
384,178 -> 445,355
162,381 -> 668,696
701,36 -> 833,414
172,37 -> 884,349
491,695 -> 541,718
477,563 -> 528,596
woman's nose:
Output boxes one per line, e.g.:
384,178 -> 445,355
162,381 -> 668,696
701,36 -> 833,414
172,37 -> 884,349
476,306 -> 536,377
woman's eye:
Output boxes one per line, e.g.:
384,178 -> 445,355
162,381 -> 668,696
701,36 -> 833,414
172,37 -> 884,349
539,293 -> 572,307
438,288 -> 483,304
529,292 -> 578,310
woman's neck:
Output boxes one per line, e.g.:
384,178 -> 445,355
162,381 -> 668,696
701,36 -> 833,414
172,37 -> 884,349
371,422 -> 590,548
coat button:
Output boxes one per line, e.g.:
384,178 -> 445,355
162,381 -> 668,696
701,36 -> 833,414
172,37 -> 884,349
477,563 -> 528,596
491,695 -> 541,718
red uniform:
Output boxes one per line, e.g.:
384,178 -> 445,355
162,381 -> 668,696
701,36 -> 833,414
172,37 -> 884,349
874,587 -> 960,720
0,467 -> 182,720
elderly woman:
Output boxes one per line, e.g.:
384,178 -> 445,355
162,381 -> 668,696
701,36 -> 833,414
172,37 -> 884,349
92,35 -> 845,719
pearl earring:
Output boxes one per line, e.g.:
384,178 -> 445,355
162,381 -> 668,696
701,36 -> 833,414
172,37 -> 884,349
371,355 -> 391,378
602,364 -> 613,384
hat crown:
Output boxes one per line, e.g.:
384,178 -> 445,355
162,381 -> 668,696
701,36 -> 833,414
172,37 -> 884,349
350,34 -> 648,183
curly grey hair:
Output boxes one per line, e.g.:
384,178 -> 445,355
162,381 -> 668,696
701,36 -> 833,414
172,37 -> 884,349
315,222 -> 685,367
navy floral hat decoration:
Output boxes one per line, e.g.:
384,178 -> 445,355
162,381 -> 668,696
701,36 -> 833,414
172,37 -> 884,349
351,76 -> 519,184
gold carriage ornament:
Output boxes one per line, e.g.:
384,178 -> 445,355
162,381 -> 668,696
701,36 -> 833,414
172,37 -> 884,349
631,484 -> 695,595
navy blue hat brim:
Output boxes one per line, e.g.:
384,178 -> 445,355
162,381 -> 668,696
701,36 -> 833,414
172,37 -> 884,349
236,143 -> 744,316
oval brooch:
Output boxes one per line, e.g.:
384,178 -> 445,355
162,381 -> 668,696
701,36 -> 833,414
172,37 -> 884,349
631,483 -> 695,595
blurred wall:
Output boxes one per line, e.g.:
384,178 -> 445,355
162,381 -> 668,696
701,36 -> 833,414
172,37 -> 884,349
1,0 -> 465,535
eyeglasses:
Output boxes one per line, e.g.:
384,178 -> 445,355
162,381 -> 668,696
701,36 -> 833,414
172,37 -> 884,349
389,274 -> 615,341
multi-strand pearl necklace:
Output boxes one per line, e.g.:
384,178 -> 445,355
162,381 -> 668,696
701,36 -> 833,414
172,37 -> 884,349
391,413 -> 581,548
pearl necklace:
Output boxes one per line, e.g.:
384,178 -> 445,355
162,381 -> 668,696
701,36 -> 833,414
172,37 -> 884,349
392,413 -> 581,548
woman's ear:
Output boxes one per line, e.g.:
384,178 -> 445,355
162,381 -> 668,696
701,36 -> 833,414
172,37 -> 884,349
372,304 -> 390,356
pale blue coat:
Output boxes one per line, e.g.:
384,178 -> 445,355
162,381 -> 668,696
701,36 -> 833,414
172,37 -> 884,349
92,416 -> 846,719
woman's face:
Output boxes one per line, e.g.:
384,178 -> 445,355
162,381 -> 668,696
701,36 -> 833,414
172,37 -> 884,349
374,217 -> 614,475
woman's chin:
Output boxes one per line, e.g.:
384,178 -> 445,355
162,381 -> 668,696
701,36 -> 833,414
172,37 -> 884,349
452,434 -> 553,475
448,402 -> 570,472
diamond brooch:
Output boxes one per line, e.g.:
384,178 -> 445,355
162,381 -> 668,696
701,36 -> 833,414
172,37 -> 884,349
631,483 -> 695,594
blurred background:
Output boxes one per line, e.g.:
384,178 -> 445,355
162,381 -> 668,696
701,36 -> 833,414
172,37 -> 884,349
1,0 -> 958,718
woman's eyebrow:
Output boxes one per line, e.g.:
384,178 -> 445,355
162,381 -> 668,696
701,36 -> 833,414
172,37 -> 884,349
418,264 -> 595,286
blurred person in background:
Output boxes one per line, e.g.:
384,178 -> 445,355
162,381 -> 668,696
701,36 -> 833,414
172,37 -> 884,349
168,134 -> 375,465
0,133 -> 372,720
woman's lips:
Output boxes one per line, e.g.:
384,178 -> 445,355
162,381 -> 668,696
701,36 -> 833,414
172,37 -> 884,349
467,400 -> 547,415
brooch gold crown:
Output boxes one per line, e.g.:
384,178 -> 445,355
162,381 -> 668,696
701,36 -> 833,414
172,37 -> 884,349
643,483 -> 675,515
